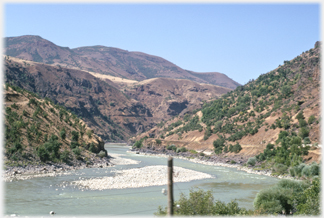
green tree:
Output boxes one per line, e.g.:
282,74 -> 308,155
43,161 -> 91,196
308,115 -> 316,125
71,131 -> 79,141
155,189 -> 250,216
60,128 -> 66,140
254,179 -> 310,215
295,177 -> 320,215
247,157 -> 256,166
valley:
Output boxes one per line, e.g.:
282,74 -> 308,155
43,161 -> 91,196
3,35 -> 321,216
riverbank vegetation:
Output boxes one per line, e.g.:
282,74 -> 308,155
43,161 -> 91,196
156,176 -> 320,216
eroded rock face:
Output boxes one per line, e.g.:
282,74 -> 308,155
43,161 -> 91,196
125,77 -> 232,122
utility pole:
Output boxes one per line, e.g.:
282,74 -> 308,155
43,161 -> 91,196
167,157 -> 174,216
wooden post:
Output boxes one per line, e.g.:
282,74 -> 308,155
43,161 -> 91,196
167,157 -> 174,216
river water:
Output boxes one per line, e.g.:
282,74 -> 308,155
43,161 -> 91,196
4,143 -> 279,216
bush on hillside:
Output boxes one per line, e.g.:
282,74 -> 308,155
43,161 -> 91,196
247,157 -> 256,166
308,115 -> 316,124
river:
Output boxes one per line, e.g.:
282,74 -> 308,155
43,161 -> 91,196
4,143 -> 279,216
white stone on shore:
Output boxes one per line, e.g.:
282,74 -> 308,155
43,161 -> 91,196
72,165 -> 213,190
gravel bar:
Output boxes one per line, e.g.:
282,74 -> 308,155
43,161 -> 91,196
71,165 -> 214,190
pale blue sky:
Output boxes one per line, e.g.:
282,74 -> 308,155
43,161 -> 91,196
4,3 -> 320,85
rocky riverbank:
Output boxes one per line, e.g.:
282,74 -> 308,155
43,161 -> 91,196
129,147 -> 295,180
3,156 -> 112,182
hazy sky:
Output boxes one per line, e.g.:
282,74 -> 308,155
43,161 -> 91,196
4,3 -> 320,85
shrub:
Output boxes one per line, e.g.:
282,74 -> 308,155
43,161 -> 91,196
296,111 -> 305,120
167,144 -> 177,151
70,141 -> 79,149
11,103 -> 18,109
309,163 -> 320,177
303,137 -> 311,144
155,139 -> 162,145
179,147 -> 187,152
61,149 -> 70,163
98,150 -> 106,158
299,127 -> 310,138
273,163 -> 288,175
232,143 -> 242,153
254,179 -> 309,215
89,142 -> 96,153
189,149 -> 197,154
155,188 -> 250,216
298,119 -> 307,128
37,136 -> 62,162
230,160 -> 236,164
37,145 -> 50,162
71,131 -> 79,141
214,147 -> 223,154
247,157 -> 256,166
72,147 -> 81,156
266,143 -> 274,150
86,129 -> 92,139
28,98 -> 37,106
308,115 -> 316,125
60,128 -> 66,140
295,177 -> 320,215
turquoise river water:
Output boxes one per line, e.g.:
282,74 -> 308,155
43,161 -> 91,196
5,143 -> 279,216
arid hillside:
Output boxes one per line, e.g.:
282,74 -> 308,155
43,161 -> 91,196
124,77 -> 232,119
4,85 -> 108,167
4,35 -> 240,89
4,56 -> 233,141
132,42 -> 321,164
4,56 -> 153,141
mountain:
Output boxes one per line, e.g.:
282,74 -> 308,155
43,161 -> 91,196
131,42 -> 321,164
4,35 -> 241,89
4,84 -> 108,167
4,56 -> 153,141
4,56 -> 232,141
